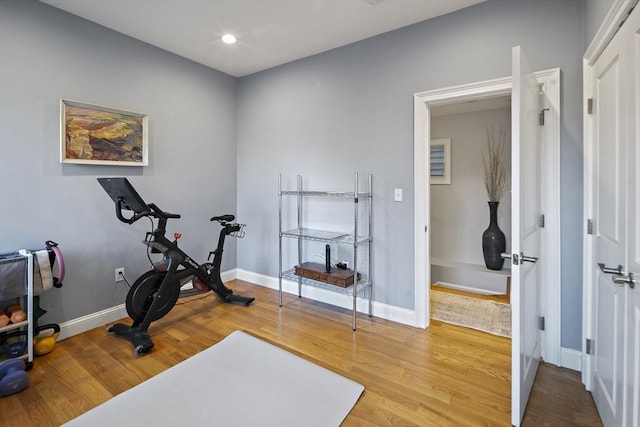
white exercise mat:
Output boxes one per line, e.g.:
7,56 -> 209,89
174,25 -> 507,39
63,330 -> 364,427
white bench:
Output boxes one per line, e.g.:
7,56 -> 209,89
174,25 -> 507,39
430,257 -> 510,295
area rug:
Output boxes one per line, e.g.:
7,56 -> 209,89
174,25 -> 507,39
431,289 -> 511,338
62,330 -> 364,427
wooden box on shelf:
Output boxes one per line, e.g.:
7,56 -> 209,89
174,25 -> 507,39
294,262 -> 355,288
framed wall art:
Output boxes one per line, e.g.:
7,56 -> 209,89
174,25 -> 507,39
60,99 -> 148,166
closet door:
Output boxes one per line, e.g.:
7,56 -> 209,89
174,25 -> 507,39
587,4 -> 639,426
624,6 -> 640,426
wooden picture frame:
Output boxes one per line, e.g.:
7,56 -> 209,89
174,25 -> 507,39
60,99 -> 148,166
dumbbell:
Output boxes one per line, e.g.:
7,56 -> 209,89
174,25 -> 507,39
0,359 -> 28,396
0,309 -> 9,327
5,305 -> 26,324
0,331 -> 28,358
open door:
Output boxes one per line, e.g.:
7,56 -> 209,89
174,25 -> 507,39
510,45 -> 542,426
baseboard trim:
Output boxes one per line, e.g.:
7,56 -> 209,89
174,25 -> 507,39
559,347 -> 582,372
220,268 -> 237,283
58,268 -> 240,341
236,269 -> 418,327
57,268 -> 439,340
433,281 -> 504,296
59,304 -> 127,341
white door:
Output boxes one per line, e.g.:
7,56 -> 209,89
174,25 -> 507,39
631,285 -> 640,426
623,6 -> 640,427
630,279 -> 640,427
510,45 -> 542,427
588,5 -> 639,425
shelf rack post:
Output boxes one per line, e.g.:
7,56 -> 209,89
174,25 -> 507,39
19,250 -> 34,365
352,172 -> 359,331
368,173 -> 373,318
278,174 -> 283,307
297,175 -> 303,298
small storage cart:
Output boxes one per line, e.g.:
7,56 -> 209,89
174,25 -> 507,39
0,251 -> 33,369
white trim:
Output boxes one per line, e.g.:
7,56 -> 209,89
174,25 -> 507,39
560,347 -> 583,372
414,94 -> 430,329
433,281 -> 505,296
582,55 -> 596,389
220,268 -> 238,283
59,304 -> 128,341
413,70 -> 562,365
57,268 -> 240,341
236,269 -> 418,327
584,0 -> 639,66
537,68 -> 562,366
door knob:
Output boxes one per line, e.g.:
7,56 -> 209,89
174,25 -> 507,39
597,263 -> 623,275
612,272 -> 636,289
500,252 -> 537,265
501,252 -> 518,264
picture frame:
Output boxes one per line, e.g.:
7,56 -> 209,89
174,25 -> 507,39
60,99 -> 148,166
430,138 -> 451,185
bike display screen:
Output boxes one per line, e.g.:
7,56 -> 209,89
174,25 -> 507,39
98,177 -> 148,213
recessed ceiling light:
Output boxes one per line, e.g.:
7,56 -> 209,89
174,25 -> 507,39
221,34 -> 236,44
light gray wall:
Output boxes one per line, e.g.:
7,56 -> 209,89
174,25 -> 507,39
431,108 -> 512,267
0,0 -> 238,323
0,0 -> 593,352
584,0 -> 616,46
236,0 -> 586,350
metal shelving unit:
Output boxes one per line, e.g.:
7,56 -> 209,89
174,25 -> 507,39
278,173 -> 372,330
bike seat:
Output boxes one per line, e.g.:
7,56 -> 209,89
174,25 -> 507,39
211,214 -> 235,223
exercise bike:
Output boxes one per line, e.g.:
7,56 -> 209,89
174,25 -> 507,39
98,177 -> 255,355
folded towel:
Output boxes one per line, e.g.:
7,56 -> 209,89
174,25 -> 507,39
33,249 -> 53,295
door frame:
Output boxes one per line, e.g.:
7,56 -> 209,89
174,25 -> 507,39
413,68 -> 561,365
581,0 -> 639,390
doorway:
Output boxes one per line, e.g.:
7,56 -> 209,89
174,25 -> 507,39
429,96 -> 512,295
427,96 -> 513,336
413,69 -> 561,365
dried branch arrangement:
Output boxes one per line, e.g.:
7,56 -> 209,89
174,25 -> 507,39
482,125 -> 507,202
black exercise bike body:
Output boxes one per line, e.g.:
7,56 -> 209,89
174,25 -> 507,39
98,177 -> 254,355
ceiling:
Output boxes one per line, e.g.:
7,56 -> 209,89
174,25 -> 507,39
40,0 -> 485,77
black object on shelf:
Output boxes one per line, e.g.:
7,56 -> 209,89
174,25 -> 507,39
325,244 -> 331,273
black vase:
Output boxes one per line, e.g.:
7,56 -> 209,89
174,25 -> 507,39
482,201 -> 506,270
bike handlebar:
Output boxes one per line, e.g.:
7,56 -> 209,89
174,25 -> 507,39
148,203 -> 181,219
114,199 -> 181,225
115,197 -> 238,237
115,199 -> 148,224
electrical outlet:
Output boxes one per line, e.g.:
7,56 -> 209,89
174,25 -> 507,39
115,267 -> 125,282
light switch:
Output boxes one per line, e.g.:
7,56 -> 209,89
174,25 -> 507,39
394,188 -> 403,202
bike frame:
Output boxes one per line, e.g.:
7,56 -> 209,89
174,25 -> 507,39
98,177 -> 253,355
132,209 -> 242,328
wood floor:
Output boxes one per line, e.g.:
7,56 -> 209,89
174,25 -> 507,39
0,280 -> 601,426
